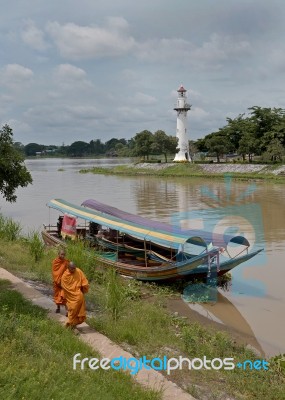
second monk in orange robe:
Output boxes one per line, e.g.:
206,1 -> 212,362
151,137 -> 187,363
52,248 -> 69,313
61,261 -> 89,327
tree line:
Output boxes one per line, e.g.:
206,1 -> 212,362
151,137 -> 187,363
196,106 -> 285,162
13,106 -> 285,163
15,130 -> 178,162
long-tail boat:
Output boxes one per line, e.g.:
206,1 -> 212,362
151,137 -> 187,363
42,198 -> 263,282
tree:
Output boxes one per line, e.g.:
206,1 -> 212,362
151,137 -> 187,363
189,140 -> 198,159
67,141 -> 90,157
205,132 -> 233,162
263,138 -> 284,162
236,119 -> 257,161
115,142 -> 130,157
24,142 -> 45,156
151,130 -> 177,162
0,124 -> 33,202
89,139 -> 105,155
196,138 -> 208,152
13,142 -> 25,155
105,138 -> 127,153
249,106 -> 285,151
133,130 -> 153,160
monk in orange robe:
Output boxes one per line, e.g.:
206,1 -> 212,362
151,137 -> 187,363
52,248 -> 69,313
61,261 -> 89,328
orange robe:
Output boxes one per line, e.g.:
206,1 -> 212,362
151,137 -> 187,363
61,268 -> 89,326
52,257 -> 69,305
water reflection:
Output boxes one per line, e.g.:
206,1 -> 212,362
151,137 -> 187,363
183,289 -> 265,357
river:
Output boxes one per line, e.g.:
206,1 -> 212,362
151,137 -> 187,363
0,158 -> 284,357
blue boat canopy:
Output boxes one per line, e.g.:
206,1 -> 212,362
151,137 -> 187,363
81,199 -> 251,248
47,199 -> 215,251
47,198 -> 250,251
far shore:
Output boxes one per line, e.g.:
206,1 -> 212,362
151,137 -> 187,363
79,161 -> 285,181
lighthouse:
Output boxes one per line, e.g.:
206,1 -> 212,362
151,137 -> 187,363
173,85 -> 192,162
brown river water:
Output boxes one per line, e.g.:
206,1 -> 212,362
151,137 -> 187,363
0,158 -> 284,357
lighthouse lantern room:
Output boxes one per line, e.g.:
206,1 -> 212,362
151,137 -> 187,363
173,85 -> 192,162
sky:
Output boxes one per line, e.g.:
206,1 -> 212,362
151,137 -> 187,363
1,0 -> 285,145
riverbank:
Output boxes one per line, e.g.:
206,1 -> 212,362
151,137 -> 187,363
0,217 -> 284,400
0,276 -> 162,400
79,162 -> 285,181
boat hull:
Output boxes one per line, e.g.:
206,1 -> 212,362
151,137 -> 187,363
41,229 -> 262,282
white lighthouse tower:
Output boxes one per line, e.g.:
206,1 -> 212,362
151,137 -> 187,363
173,85 -> 192,162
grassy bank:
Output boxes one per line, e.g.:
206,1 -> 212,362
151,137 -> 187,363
79,163 -> 285,182
0,279 -> 160,400
0,215 -> 284,400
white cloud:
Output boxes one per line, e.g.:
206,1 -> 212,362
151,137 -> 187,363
136,38 -> 193,62
24,104 -> 103,129
133,92 -> 157,105
54,64 -> 87,80
1,64 -> 34,89
6,119 -> 31,136
135,33 -> 251,71
21,20 -> 49,51
46,18 -> 135,60
65,105 -> 103,120
53,64 -> 93,90
1,2 -> 285,145
117,106 -> 145,121
190,107 -> 210,121
191,33 -> 251,65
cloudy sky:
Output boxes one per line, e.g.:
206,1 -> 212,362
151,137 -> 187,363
1,0 -> 285,145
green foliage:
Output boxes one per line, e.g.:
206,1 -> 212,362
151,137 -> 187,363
104,268 -> 126,321
133,130 -> 154,160
67,140 -> 90,157
65,241 -> 96,279
0,124 -> 32,202
205,132 -> 234,162
151,130 -> 178,162
263,138 -> 284,162
27,231 -> 45,262
0,214 -> 22,241
200,107 -> 285,162
24,142 -> 45,156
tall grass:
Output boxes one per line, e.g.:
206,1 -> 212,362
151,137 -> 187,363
0,214 -> 22,241
65,241 -> 97,279
27,231 -> 45,262
104,268 -> 126,321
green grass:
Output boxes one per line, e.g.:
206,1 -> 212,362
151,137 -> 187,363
26,230 -> 45,261
0,279 -> 160,400
79,162 -> 285,182
0,214 -> 22,241
88,286 -> 285,400
1,237 -> 285,399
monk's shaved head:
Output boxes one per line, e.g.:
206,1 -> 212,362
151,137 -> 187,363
58,248 -> 66,259
68,261 -> 76,273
